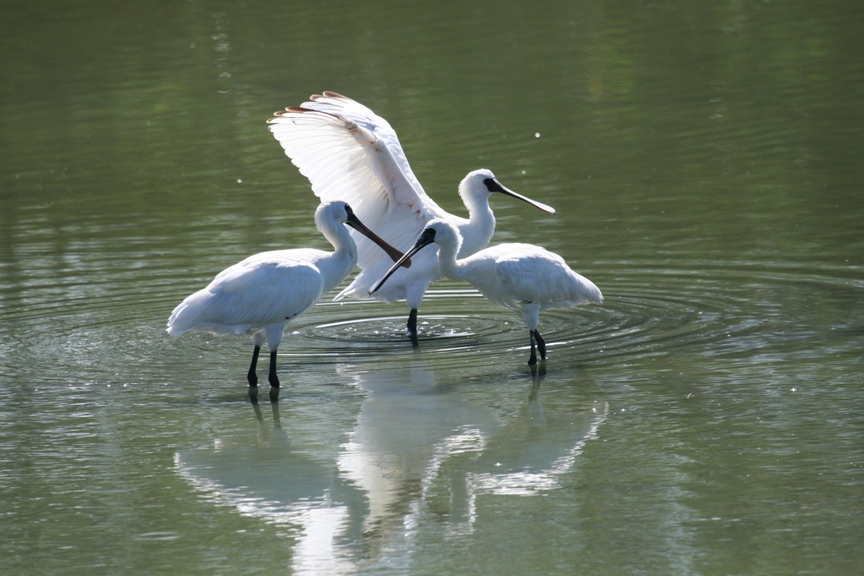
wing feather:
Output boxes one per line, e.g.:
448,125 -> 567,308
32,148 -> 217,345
268,94 -> 447,272
493,245 -> 603,308
167,252 -> 327,336
304,91 -> 423,193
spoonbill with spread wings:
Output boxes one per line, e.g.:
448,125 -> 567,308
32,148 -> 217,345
267,91 -> 555,344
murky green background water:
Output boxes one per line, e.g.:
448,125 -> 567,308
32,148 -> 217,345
2,1 -> 862,575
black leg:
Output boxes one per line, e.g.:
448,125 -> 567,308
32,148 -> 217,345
407,308 -> 419,347
535,330 -> 547,360
247,345 -> 261,386
528,330 -> 538,366
268,350 -> 280,388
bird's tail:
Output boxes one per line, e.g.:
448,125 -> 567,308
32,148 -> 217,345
166,290 -> 211,336
572,272 -> 603,304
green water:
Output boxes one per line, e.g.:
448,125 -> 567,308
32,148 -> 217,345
1,1 -> 862,575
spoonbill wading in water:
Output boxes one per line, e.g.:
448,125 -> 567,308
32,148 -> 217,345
267,91 -> 556,345
166,201 -> 407,390
371,219 -> 602,365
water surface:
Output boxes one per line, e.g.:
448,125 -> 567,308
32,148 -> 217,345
1,1 -> 862,575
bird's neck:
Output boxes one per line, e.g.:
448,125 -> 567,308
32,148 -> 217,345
436,238 -> 467,281
460,199 -> 495,256
320,226 -> 359,291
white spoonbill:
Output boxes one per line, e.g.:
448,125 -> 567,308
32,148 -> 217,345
371,219 -> 602,365
267,91 -> 556,343
166,201 -> 406,388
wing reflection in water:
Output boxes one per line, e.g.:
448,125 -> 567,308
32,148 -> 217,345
335,360 -> 502,559
450,366 -> 609,530
339,363 -> 608,546
467,365 -> 609,496
175,364 -> 607,573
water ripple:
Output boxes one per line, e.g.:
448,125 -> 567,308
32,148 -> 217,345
1,259 -> 860,383
281,260 -> 863,370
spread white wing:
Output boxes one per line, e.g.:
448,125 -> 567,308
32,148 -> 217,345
268,92 -> 447,278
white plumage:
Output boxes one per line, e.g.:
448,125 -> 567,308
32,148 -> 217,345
267,91 -> 555,343
167,201 -> 405,388
372,219 -> 603,365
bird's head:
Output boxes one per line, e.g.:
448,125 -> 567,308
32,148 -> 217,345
370,219 -> 458,295
315,201 -> 409,267
458,169 -> 556,214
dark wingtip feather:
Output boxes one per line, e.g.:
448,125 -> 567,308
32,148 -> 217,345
270,106 -> 314,118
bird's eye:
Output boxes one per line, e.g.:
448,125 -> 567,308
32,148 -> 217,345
483,178 -> 500,193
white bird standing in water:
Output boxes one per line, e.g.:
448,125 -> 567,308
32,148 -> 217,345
371,219 -> 602,365
267,91 -> 556,344
166,201 -> 406,388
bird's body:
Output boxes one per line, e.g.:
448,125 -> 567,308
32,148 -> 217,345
167,201 -> 404,388
372,220 -> 603,365
166,248 -> 348,350
267,91 -> 555,342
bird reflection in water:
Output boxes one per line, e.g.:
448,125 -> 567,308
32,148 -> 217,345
175,363 -> 607,574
